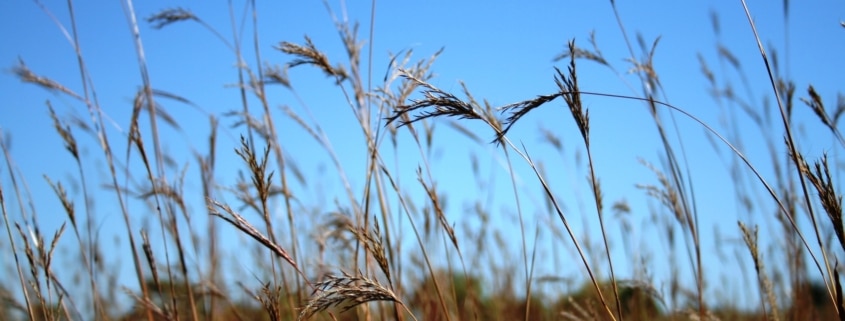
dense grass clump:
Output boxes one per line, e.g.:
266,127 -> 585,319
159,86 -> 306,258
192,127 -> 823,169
1,1 -> 843,321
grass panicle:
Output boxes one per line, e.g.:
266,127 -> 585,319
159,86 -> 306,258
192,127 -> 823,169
298,270 -> 411,321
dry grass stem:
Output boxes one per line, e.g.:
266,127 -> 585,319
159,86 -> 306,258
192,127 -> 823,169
207,199 -> 306,281
801,86 -> 845,146
146,8 -> 198,29
798,154 -> 844,250
738,222 -> 780,321
5,2 -> 845,321
13,60 -> 83,100
277,37 -> 349,81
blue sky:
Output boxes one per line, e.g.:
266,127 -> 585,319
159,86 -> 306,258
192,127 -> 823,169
1,0 -> 844,314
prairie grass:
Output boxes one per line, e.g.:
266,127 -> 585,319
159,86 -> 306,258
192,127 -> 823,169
1,1 -> 843,321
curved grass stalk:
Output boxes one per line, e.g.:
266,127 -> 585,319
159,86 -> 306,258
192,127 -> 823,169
739,0 -> 838,310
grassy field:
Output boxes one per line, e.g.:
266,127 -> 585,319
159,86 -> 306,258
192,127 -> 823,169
1,1 -> 844,320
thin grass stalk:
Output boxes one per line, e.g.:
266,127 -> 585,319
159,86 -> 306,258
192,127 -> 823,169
416,163 -> 469,317
210,200 -> 313,319
21,3 -> 155,319
279,102 -> 373,317
41,223 -> 82,320
500,143 -> 533,321
44,174 -> 103,319
123,287 -> 170,320
582,83 -> 623,321
836,266 -> 845,321
739,0 -> 837,308
2,163 -> 58,317
558,91 -> 823,276
606,2 -> 704,317
127,93 -> 182,321
801,155 -> 845,252
226,0 -> 257,153
738,222 -> 780,321
518,143 -> 617,321
14,214 -> 80,321
390,77 -> 466,265
802,86 -> 845,148
608,0 -> 636,73
140,229 -> 164,306
68,123 -> 103,320
150,4 -> 295,315
323,11 -> 373,295
646,44 -> 704,321
47,102 -> 104,320
566,29 -> 705,317
207,199 -> 309,282
278,21 -> 385,316
16,224 -> 46,320
456,81 -> 534,320
366,0 -> 377,130
387,80 -> 467,316
61,2 -> 149,320
642,87 -> 704,317
363,114 -> 402,319
124,2 -> 202,320
360,80 -> 402,321
349,213 -> 402,320
197,116 -> 219,318
390,67 -> 832,320
373,169 -> 404,321
253,0 -> 303,301
278,105 -> 362,226
558,41 -> 623,321
247,5 -> 303,316
360,2 -> 402,318
16,177 -> 49,309
388,74 -> 618,321
168,200 -> 200,321
277,34 -> 369,295
364,121 -> 403,320
465,92 -> 533,319
0,139 -> 35,321
525,224 -> 541,321
650,94 -> 705,318
379,165 -> 451,321
149,6 -> 300,317
419,164 -> 469,315
368,49 -> 448,321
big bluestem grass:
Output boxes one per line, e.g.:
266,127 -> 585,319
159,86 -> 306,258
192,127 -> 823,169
2,1 -> 844,321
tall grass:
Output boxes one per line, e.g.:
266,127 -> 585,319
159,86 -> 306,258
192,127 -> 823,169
1,1 -> 843,321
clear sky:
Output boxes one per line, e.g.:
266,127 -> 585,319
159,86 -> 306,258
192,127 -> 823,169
1,0 -> 844,313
